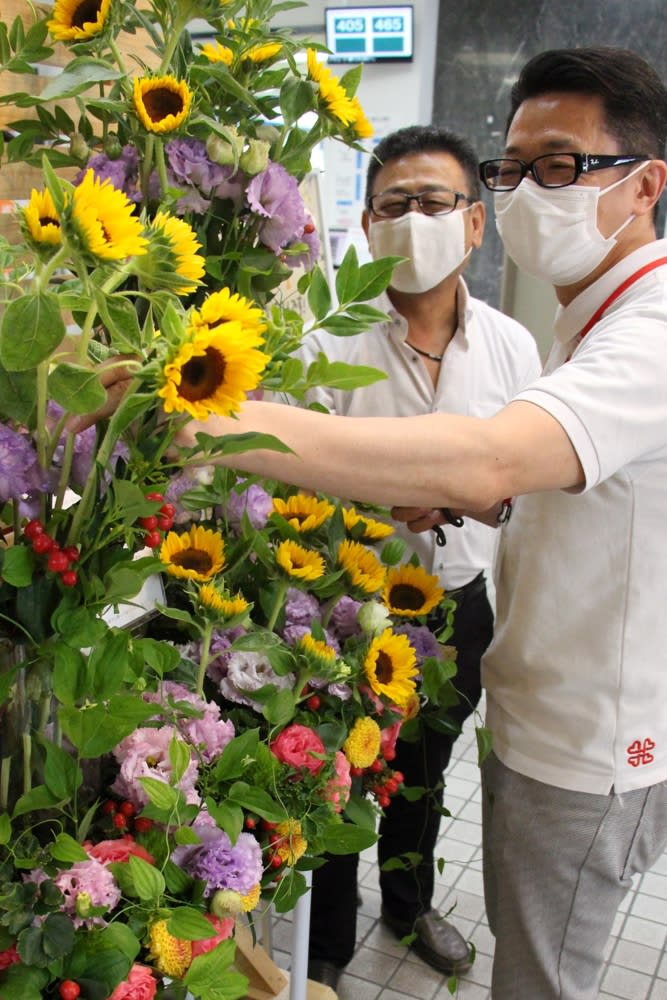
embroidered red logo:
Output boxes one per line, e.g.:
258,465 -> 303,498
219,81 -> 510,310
627,738 -> 655,767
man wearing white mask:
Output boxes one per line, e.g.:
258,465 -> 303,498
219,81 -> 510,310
294,126 -> 541,988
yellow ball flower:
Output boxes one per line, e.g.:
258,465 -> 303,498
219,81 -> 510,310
147,919 -> 192,978
343,716 -> 381,768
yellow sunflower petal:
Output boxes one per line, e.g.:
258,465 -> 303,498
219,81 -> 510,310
190,287 -> 267,340
382,564 -> 444,618
143,212 -> 205,294
201,41 -> 234,65
342,506 -> 393,542
23,188 -> 62,246
364,628 -> 418,706
273,495 -> 335,533
160,525 -> 226,582
134,75 -> 192,134
337,539 -> 386,594
48,0 -> 111,41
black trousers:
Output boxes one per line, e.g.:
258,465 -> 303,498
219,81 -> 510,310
309,574 -> 494,966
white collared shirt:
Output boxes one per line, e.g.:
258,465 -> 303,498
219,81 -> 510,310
485,239 -> 667,794
294,280 -> 541,590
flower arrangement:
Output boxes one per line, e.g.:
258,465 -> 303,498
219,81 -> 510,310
0,2 -> 461,998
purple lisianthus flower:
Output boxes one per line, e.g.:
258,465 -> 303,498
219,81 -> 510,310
76,145 -> 140,200
394,623 -> 443,667
173,825 -> 262,897
246,161 -> 308,253
284,588 -> 321,628
327,682 -> 353,701
329,595 -> 363,641
225,479 -> 273,531
205,626 -> 247,684
165,471 -> 203,525
165,138 -> 244,214
285,221 -> 321,270
218,650 -> 295,710
0,424 -> 46,502
47,402 -> 128,492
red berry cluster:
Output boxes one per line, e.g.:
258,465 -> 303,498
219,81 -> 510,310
246,817 -> 287,880
136,492 -> 175,549
100,798 -> 153,834
24,520 -> 79,587
350,759 -> 405,810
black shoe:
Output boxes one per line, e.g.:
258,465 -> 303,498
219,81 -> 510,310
381,906 -> 473,975
308,959 -> 342,990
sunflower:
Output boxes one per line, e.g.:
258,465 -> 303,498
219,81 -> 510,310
343,716 -> 381,768
364,629 -> 418,706
342,506 -> 393,542
199,584 -> 249,619
273,495 -> 335,533
71,170 -> 148,261
133,75 -> 192,134
158,322 -> 269,420
350,96 -> 374,140
273,818 -> 307,865
297,633 -> 338,671
382,564 -> 444,618
243,41 -> 283,63
47,0 -> 111,41
190,287 -> 267,340
306,49 -> 357,126
337,539 -> 386,594
23,188 -> 62,246
140,212 -> 205,294
160,526 -> 225,582
201,40 -> 234,65
275,540 -> 325,582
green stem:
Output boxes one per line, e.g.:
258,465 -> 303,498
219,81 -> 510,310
266,579 -> 289,633
142,134 -> 156,206
108,35 -> 128,76
35,246 -> 69,294
155,140 -> 169,202
54,431 -> 75,511
35,361 -> 49,471
196,622 -> 213,698
158,10 -> 192,73
0,758 -> 10,812
22,733 -> 31,797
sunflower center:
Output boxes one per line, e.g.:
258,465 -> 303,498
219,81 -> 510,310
39,215 -> 60,228
143,86 -> 185,122
389,583 -> 424,611
179,348 -> 226,402
375,651 -> 394,684
171,547 -> 213,573
73,0 -> 102,28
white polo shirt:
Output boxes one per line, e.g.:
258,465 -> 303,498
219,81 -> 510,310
296,281 -> 541,591
485,239 -> 667,794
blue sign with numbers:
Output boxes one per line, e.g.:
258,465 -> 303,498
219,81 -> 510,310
325,6 -> 413,63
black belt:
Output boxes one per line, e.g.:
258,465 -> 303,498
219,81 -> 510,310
446,571 -> 487,606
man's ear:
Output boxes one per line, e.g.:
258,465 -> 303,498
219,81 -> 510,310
469,200 -> 486,249
634,159 -> 667,218
361,208 -> 370,241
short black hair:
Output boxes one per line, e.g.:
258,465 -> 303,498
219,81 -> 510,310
507,47 -> 667,159
365,125 -> 481,206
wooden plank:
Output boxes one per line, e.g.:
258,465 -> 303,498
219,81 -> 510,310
233,923 -> 289,1000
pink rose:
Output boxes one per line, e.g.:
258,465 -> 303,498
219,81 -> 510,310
0,943 -> 20,970
109,963 -> 157,1000
191,914 -> 235,958
85,836 -> 155,866
270,723 -> 326,775
323,751 -> 352,812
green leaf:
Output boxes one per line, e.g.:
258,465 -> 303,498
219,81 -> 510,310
48,363 -> 107,415
89,630 -> 131,701
95,293 -> 142,353
343,792 -> 378,832
0,366 -> 36,423
12,784 -> 61,818
353,256 -> 405,302
191,430 -> 293,458
0,812 -> 11,845
213,729 -> 260,782
306,266 -> 332,321
50,832 -> 88,863
167,906 -> 218,940
204,800 -> 244,844
227,782 -> 285,823
279,76 -> 314,124
169,736 -> 191,784
18,912 -> 74,967
128,854 -> 165,901
271,870 -> 308,914
138,776 -> 180,812
321,823 -> 377,854
40,59 -> 124,100
0,545 -> 34,587
0,962 -> 49,999
335,245 -> 360,304
135,637 -> 182,677
476,725 -> 493,765
184,939 -> 247,1000
263,687 -> 296,726
305,356 -> 387,391
59,696 -> 156,757
52,644 -> 87,704
0,292 -> 65,371
40,738 -> 82,801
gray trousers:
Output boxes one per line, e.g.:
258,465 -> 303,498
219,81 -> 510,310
481,752 -> 667,999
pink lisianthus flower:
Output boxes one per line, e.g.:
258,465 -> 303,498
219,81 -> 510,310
144,681 -> 235,764
85,835 -> 154,866
323,751 -> 352,812
191,914 -> 235,958
109,963 -> 157,1000
0,943 -> 20,970
270,723 -> 325,776
111,725 -> 200,808
54,857 -> 121,927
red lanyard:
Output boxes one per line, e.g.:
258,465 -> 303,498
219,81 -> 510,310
567,256 -> 667,358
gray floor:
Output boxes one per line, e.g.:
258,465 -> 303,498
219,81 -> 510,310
270,706 -> 667,999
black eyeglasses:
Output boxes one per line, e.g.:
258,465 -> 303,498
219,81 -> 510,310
368,189 -> 475,218
479,152 -> 649,192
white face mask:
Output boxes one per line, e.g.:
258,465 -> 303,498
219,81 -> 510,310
494,164 -> 644,286
368,208 -> 472,294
